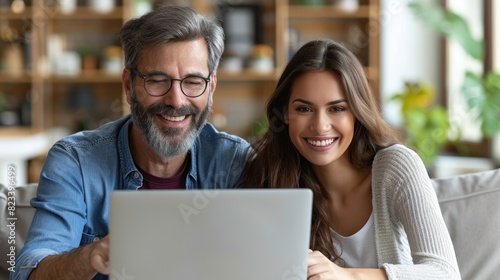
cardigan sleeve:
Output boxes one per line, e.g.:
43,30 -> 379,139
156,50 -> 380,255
372,144 -> 461,280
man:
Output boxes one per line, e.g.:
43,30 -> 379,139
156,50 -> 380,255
11,5 -> 250,280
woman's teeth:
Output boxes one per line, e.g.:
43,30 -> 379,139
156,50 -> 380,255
307,138 -> 334,147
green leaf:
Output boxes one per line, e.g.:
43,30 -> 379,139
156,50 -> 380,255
442,12 -> 483,60
461,71 -> 484,109
485,72 -> 500,93
408,2 -> 446,31
461,71 -> 500,138
408,1 -> 484,60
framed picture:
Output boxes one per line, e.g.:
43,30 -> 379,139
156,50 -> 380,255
216,4 -> 261,58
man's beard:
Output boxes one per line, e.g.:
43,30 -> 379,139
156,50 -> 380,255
130,90 -> 211,159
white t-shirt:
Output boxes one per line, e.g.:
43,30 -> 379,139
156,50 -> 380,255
330,212 -> 378,268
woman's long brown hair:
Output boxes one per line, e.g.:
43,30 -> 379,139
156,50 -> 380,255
242,39 -> 401,261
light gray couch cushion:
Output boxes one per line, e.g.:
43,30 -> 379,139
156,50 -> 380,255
0,183 -> 37,279
1,170 -> 499,280
432,168 -> 500,280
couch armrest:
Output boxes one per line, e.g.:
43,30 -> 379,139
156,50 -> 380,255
432,168 -> 500,280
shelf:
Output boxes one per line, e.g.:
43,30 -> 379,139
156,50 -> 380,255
46,71 -> 122,83
217,67 -> 376,82
217,69 -> 280,82
364,66 -> 379,80
50,7 -> 124,20
0,7 -> 32,19
0,0 -> 380,140
0,73 -> 32,83
289,5 -> 371,19
0,7 -> 124,20
0,127 -> 43,137
218,67 -> 376,82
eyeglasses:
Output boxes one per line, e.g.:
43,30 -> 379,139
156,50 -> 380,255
131,69 -> 211,98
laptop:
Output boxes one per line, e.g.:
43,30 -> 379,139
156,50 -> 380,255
109,189 -> 312,280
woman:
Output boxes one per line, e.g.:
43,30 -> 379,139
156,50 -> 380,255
242,39 -> 460,279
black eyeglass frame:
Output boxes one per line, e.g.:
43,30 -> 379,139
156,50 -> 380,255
131,69 -> 211,98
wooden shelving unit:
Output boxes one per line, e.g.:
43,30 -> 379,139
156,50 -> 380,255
193,0 -> 381,136
0,0 -> 380,138
0,0 -> 127,136
288,5 -> 372,18
281,0 -> 380,99
0,0 -> 380,184
46,72 -> 122,83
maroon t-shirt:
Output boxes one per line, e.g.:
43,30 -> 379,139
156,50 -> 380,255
137,158 -> 190,190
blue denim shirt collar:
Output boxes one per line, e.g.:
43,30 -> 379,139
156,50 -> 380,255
117,119 -> 143,189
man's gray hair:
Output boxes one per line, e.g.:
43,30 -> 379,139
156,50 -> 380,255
118,5 -> 224,74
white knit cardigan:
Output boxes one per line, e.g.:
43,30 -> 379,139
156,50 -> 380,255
371,144 -> 460,279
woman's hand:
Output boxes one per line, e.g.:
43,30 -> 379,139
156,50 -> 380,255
307,250 -> 349,279
307,250 -> 388,280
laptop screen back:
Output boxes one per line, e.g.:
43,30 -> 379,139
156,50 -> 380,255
109,189 -> 312,280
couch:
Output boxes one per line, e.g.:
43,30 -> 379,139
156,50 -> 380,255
1,169 -> 500,279
431,168 -> 500,280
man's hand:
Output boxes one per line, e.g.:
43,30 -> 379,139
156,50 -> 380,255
28,235 -> 111,279
90,235 -> 111,275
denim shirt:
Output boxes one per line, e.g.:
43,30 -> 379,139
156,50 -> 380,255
11,115 -> 251,280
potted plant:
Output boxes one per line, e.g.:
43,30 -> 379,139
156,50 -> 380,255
391,82 -> 450,166
408,2 -> 500,143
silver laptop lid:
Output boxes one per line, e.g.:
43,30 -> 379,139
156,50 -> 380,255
109,189 -> 312,280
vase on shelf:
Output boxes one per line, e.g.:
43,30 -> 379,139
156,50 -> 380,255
331,0 -> 359,12
87,0 -> 115,13
59,0 -> 77,14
